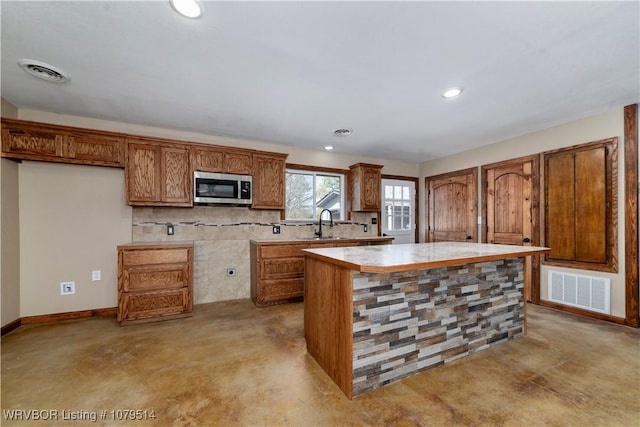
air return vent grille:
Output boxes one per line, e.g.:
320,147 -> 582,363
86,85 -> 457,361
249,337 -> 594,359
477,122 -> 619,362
548,270 -> 610,314
18,59 -> 70,83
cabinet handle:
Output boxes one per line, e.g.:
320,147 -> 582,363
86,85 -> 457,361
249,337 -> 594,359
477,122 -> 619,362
522,237 -> 531,243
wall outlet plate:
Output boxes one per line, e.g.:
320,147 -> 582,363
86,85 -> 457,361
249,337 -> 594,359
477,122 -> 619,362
272,225 -> 281,234
92,270 -> 101,281
167,224 -> 175,235
371,218 -> 378,225
61,281 -> 75,295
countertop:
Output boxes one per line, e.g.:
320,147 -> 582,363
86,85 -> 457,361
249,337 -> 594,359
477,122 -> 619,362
303,242 -> 550,273
250,236 -> 394,244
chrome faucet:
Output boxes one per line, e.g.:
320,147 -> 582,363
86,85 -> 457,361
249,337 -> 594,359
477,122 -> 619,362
315,208 -> 333,238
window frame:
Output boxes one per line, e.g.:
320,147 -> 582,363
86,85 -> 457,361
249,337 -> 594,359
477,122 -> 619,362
541,137 -> 618,273
284,164 -> 347,222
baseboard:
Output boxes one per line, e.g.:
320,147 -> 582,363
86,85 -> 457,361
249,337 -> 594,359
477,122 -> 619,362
18,307 -> 117,326
1,318 -> 22,336
539,300 -> 626,325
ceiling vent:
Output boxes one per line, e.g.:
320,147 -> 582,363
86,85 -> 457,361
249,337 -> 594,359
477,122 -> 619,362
18,60 -> 70,83
333,128 -> 353,137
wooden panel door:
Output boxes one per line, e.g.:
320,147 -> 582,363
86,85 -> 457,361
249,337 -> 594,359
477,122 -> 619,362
426,168 -> 477,242
482,155 -> 539,303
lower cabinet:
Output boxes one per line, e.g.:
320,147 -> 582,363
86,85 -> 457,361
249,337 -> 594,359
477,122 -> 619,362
250,240 -> 386,307
117,242 -> 193,325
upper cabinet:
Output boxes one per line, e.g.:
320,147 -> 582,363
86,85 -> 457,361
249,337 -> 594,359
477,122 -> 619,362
2,119 -> 291,210
194,146 -> 252,175
349,163 -> 383,211
252,152 -> 288,210
1,119 -> 124,167
126,138 -> 192,207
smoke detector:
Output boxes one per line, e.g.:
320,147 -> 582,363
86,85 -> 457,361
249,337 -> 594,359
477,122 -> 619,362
17,60 -> 70,83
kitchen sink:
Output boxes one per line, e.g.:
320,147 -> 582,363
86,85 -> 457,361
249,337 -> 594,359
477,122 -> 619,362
297,236 -> 347,240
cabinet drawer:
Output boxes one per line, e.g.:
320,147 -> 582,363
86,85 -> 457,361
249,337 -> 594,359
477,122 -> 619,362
260,278 -> 304,303
261,257 -> 304,280
122,263 -> 189,292
118,288 -> 191,321
260,244 -> 308,258
122,248 -> 190,266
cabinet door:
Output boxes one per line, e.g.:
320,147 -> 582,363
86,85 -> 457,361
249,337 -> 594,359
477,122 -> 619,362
2,122 -> 64,159
127,143 -> 160,203
160,146 -> 191,205
350,163 -> 382,211
126,141 -> 192,206
225,151 -> 252,174
64,133 -> 124,166
252,153 -> 287,209
195,147 -> 224,172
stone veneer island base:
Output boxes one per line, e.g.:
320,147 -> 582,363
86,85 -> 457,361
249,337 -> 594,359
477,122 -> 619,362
303,242 -> 549,399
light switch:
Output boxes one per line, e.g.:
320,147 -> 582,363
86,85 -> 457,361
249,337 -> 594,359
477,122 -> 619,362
92,270 -> 101,281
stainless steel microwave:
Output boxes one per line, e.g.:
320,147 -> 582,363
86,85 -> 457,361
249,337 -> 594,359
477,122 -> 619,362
193,171 -> 252,205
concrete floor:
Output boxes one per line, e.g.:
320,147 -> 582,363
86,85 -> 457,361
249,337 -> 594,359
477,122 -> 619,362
1,301 -> 639,427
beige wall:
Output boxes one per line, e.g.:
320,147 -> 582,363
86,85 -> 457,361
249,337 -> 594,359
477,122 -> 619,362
419,108 -> 628,318
19,162 -> 131,316
1,159 -> 20,326
1,98 -> 20,327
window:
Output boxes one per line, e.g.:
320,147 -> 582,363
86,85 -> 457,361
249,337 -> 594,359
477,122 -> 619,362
543,137 -> 618,272
285,168 -> 345,220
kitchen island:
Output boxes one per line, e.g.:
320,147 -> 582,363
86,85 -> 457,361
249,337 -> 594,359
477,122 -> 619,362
303,242 -> 549,399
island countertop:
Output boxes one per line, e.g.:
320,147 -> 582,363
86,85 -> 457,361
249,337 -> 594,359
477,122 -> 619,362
303,241 -> 549,273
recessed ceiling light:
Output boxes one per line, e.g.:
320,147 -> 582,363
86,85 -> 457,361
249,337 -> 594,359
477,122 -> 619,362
333,128 -> 352,137
324,145 -> 334,151
170,0 -> 203,19
17,59 -> 70,83
441,87 -> 463,99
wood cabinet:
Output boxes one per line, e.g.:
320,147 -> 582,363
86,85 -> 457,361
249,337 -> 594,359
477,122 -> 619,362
250,238 -> 392,307
117,242 -> 193,325
251,152 -> 288,209
1,119 -> 124,167
193,146 -> 252,174
126,138 -> 192,206
349,163 -> 383,211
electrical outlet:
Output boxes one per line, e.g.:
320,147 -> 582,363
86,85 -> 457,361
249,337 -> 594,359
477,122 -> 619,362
371,217 -> 378,225
60,281 -> 75,295
272,225 -> 281,234
226,268 -> 236,277
92,270 -> 101,281
363,224 -> 368,233
167,224 -> 175,235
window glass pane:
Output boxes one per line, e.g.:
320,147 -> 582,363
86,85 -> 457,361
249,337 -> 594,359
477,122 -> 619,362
385,185 -> 393,199
286,170 -> 344,220
315,174 -> 341,218
394,186 -> 402,199
403,187 -> 410,200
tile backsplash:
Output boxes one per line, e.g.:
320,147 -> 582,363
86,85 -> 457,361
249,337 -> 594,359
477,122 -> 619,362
133,206 -> 376,305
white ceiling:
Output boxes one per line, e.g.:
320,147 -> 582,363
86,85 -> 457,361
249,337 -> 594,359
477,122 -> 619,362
1,1 -> 639,163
